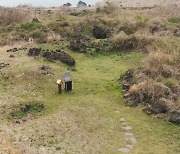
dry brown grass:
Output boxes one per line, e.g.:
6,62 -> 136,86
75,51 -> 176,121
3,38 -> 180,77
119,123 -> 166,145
0,8 -> 28,26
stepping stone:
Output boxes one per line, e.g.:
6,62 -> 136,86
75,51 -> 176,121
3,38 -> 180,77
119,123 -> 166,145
120,118 -> 125,122
118,147 -> 130,153
122,126 -> 132,130
122,122 -> 128,126
125,132 -> 134,136
126,136 -> 137,144
126,144 -> 133,149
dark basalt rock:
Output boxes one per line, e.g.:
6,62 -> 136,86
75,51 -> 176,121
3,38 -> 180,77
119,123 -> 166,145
7,47 -> 27,53
0,63 -> 9,69
32,18 -> 40,23
40,65 -> 51,71
93,26 -> 108,39
69,39 -> 87,53
174,29 -> 180,37
168,110 -> 180,124
28,48 -> 41,57
40,65 -> 54,76
28,47 -> 75,66
10,55 -> 15,58
151,101 -> 169,114
42,50 -> 75,66
151,23 -> 167,34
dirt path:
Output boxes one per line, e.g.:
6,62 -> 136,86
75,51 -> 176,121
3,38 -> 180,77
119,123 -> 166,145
0,132 -> 21,154
0,46 -> 22,154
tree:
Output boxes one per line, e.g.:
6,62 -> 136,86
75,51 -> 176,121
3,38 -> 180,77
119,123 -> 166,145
63,2 -> 72,7
77,1 -> 87,7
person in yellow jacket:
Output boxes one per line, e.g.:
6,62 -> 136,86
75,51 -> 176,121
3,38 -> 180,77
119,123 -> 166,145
56,79 -> 63,94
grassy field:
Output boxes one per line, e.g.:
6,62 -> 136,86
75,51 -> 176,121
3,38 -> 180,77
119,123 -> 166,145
0,44 -> 179,153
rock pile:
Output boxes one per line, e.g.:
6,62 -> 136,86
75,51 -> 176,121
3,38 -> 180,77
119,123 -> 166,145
28,48 -> 75,66
150,23 -> 167,34
0,63 -> 9,69
69,36 -> 110,55
42,50 -> 75,66
120,69 -> 180,124
174,29 -> 180,37
168,110 -> 180,124
7,47 -> 27,53
150,23 -> 180,37
69,39 -> 87,53
28,48 -> 41,57
40,66 -> 54,76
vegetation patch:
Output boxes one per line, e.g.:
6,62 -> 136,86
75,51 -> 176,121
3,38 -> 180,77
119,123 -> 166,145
168,17 -> 180,24
69,37 -> 110,55
9,101 -> 45,120
111,33 -> 152,51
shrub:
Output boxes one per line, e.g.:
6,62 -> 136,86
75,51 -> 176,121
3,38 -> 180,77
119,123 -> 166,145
20,22 -> 43,31
168,17 -> 180,24
111,33 -> 151,51
30,30 -> 47,43
118,24 -> 138,35
163,78 -> 177,88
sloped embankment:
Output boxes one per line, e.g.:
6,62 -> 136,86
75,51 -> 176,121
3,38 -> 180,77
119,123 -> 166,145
120,49 -> 180,124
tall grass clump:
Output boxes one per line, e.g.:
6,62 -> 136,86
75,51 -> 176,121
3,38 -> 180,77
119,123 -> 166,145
0,8 -> 27,26
111,32 -> 152,51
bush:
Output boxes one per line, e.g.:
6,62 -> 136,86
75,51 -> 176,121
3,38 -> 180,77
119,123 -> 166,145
20,22 -> 43,31
118,23 -> 138,35
111,33 -> 151,51
168,17 -> 180,24
163,78 -> 177,88
30,30 -> 47,43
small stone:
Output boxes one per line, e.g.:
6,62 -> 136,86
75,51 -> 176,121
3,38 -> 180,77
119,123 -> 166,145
122,84 -> 130,90
122,122 -> 128,126
122,126 -> 132,130
155,113 -> 166,119
124,93 -> 131,98
118,147 -> 130,153
10,55 -> 15,58
126,144 -> 133,149
15,120 -> 20,124
120,118 -> 125,122
126,137 -> 137,144
125,132 -> 133,136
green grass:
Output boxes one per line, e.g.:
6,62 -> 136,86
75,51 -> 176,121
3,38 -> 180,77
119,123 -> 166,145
168,17 -> 180,24
0,46 -> 180,153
